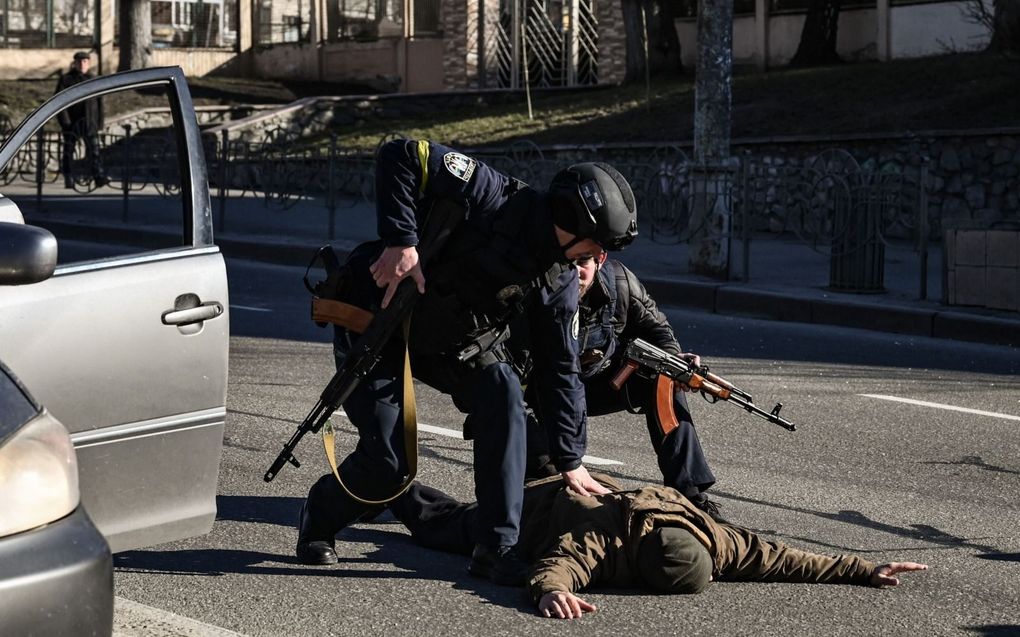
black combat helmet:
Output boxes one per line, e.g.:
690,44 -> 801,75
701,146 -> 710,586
548,162 -> 638,251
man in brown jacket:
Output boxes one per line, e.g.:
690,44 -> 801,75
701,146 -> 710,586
389,473 -> 928,619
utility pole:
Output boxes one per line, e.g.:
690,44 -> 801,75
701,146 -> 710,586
689,0 -> 735,278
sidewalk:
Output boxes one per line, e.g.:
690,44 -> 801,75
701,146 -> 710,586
18,186 -> 1020,349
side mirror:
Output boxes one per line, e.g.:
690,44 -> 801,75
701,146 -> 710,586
0,222 -> 58,285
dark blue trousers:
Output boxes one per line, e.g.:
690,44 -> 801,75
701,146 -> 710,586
303,328 -> 525,547
526,366 -> 716,499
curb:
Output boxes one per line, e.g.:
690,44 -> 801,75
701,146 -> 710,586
36,218 -> 336,267
34,219 -> 1020,349
642,277 -> 1019,349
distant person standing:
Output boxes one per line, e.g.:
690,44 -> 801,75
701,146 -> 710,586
55,51 -> 107,188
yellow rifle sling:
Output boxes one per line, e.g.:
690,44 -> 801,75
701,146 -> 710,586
322,318 -> 418,505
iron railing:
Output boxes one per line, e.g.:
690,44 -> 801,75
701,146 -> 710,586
0,124 -> 935,298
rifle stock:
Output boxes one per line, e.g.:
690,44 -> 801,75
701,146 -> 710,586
616,338 -> 797,432
264,199 -> 467,483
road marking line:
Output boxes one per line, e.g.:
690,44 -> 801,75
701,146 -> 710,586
114,597 -> 247,636
336,412 -> 624,466
230,304 -> 273,312
859,394 -> 1020,422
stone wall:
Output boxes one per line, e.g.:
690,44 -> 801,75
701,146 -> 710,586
442,0 -> 471,89
728,129 -> 1020,234
595,0 -> 626,84
500,129 -> 1020,234
104,104 -> 278,134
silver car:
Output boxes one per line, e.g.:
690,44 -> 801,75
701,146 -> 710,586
0,67 -> 229,635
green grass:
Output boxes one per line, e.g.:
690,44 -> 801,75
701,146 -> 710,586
2,51 -> 1017,145
326,52 -> 1019,148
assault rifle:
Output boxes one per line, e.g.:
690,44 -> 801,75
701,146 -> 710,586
264,199 -> 467,483
611,338 -> 797,432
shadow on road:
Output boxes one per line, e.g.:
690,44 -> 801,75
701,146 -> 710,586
718,490 -> 1014,560
921,455 -> 1020,476
217,494 -> 303,527
113,524 -> 530,615
975,553 -> 1020,563
963,626 -> 1020,637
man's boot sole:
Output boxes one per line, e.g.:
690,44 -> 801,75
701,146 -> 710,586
296,545 -> 338,566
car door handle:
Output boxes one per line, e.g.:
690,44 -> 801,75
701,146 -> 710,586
162,301 -> 224,326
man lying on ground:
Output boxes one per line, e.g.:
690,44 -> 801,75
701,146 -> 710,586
388,473 -> 928,619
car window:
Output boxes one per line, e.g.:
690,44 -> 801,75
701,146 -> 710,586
0,361 -> 40,447
0,84 -> 186,265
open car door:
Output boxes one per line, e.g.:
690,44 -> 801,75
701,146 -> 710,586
0,67 -> 228,552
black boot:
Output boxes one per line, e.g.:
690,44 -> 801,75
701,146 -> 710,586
691,493 -> 730,525
295,474 -> 366,565
468,544 -> 530,586
296,500 -> 338,565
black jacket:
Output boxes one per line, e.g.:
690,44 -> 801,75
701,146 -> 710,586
55,69 -> 103,134
576,259 -> 681,378
373,138 -> 589,471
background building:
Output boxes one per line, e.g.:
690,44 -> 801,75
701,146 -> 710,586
0,0 -> 994,89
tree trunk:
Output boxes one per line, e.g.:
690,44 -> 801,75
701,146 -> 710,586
689,0 -> 734,279
988,0 -> 1020,53
649,0 -> 684,74
622,0 -> 645,83
622,0 -> 684,83
119,0 -> 153,71
694,0 -> 732,162
790,0 -> 842,67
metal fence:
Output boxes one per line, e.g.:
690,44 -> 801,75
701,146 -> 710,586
0,126 -> 933,298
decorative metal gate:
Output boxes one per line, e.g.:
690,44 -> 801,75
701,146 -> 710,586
482,0 -> 598,89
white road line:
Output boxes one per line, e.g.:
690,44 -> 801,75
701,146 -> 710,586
114,597 -> 247,637
336,412 -> 624,466
859,394 -> 1020,422
230,304 -> 273,312
578,455 -> 625,467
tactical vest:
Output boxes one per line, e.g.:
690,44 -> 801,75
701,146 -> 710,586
577,261 -> 619,378
408,187 -> 565,363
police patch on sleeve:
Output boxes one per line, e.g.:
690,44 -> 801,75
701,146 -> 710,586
443,152 -> 477,183
571,310 -> 580,340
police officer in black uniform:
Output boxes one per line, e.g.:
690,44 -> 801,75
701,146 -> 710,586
295,139 -> 639,586
525,254 -> 722,518
54,51 -> 107,188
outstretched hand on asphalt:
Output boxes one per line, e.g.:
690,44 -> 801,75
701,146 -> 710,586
870,562 -> 929,587
539,591 -> 597,619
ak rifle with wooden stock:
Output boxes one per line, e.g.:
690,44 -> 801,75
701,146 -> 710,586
610,338 -> 797,432
264,199 -> 466,483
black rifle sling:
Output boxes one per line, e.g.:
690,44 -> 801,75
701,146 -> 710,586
322,198 -> 466,505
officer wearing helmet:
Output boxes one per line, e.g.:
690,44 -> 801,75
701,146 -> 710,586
295,139 -> 638,586
523,254 -> 723,520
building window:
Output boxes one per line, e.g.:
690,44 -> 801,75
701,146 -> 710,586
413,0 -> 440,35
327,0 -> 404,41
256,0 -> 311,44
111,0 -> 237,49
0,0 -> 94,48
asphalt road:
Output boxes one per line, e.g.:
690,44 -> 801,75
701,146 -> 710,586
112,256 -> 1020,637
